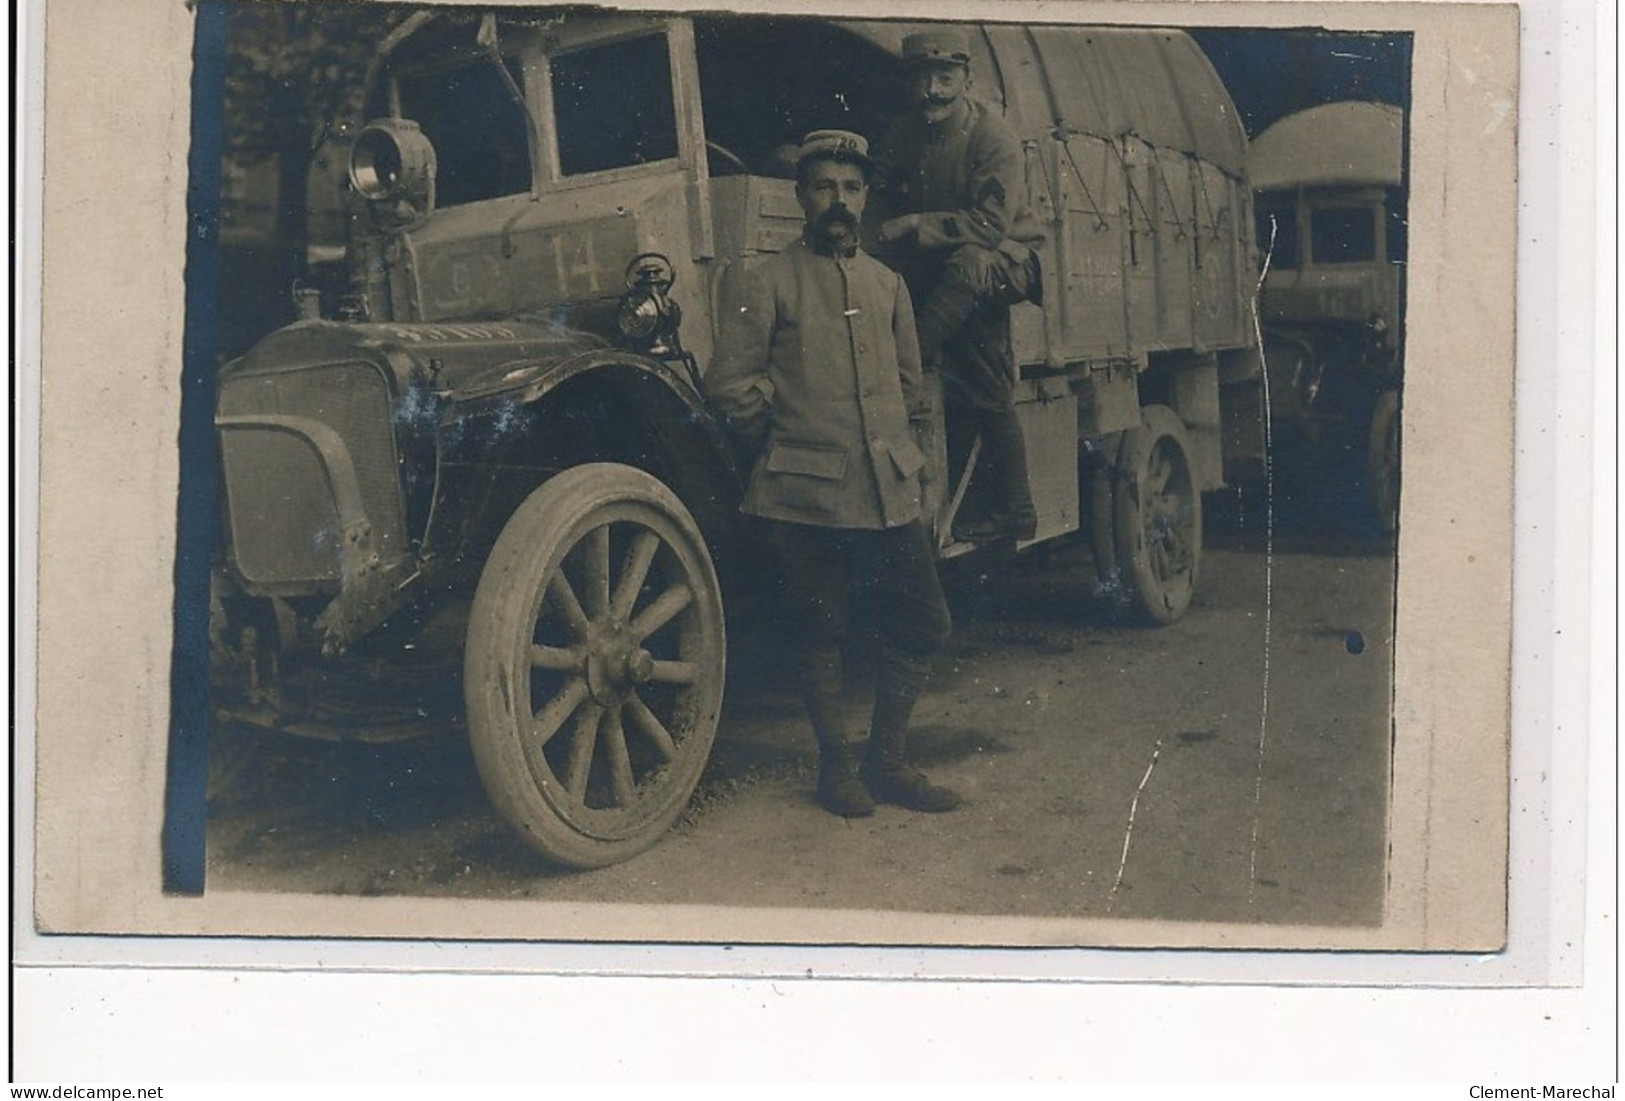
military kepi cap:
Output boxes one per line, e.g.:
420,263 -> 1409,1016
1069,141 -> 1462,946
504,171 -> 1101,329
901,29 -> 972,66
796,129 -> 874,172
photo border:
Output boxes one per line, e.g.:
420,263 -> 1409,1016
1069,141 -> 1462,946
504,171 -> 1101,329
11,0 -> 1614,1079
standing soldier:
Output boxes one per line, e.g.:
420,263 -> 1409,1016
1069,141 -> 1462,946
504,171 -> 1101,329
872,28 -> 1047,543
703,130 -> 961,818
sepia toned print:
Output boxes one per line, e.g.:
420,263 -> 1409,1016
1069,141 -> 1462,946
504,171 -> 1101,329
29,0 -> 1517,954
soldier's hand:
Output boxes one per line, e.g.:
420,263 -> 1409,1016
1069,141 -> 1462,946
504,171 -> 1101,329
726,416 -> 770,472
878,215 -> 921,243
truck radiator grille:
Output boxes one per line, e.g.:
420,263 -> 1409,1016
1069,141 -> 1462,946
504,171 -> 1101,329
218,361 -> 405,589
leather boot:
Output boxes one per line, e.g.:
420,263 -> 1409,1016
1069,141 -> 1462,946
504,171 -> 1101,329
952,408 -> 1037,543
862,668 -> 962,813
817,745 -> 875,818
801,648 -> 875,818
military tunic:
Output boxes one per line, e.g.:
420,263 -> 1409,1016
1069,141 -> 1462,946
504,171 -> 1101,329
871,95 -> 1045,257
872,93 -> 1046,537
704,237 -> 930,531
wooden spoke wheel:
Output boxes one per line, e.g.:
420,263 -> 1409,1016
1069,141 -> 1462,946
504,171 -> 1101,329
465,463 -> 725,868
1099,405 -> 1202,626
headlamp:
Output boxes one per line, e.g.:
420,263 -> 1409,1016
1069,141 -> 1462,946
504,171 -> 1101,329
616,253 -> 683,350
349,118 -> 437,213
617,292 -> 668,341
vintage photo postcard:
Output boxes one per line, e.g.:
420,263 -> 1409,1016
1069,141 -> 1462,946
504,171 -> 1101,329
22,0 -> 1527,965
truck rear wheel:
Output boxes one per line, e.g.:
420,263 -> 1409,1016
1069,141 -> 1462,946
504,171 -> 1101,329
1102,405 -> 1202,625
1367,389 -> 1400,535
464,463 -> 725,869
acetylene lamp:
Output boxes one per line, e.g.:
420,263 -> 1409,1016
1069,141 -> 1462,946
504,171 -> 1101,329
349,118 -> 438,219
616,253 -> 683,352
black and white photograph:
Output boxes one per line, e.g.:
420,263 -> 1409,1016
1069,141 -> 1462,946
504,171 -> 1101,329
173,2 -> 1420,940
26,0 -> 1526,959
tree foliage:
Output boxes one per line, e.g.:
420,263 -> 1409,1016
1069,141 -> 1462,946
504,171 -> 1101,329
220,1 -> 415,344
224,1 -> 413,166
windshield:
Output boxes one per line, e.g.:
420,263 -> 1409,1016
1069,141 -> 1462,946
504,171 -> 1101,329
1309,205 -> 1379,265
397,54 -> 532,205
693,17 -> 904,177
551,34 -> 679,176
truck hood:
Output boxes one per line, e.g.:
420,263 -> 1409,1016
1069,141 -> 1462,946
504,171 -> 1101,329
221,318 -> 611,395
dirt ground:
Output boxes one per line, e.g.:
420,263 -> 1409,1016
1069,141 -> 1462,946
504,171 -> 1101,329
206,488 -> 1396,933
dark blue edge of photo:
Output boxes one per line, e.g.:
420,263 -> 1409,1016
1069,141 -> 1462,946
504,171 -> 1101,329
163,2 -> 227,895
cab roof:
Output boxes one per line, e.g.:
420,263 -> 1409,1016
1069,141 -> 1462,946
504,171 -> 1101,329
1248,101 -> 1405,191
373,12 -> 1250,178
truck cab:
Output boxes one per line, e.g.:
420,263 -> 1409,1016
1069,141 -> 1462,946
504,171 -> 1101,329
1249,100 -> 1406,530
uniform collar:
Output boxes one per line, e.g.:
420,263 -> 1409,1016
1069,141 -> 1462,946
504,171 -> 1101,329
800,231 -> 861,259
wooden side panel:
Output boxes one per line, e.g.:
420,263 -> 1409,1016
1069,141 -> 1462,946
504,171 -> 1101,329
1012,138 -> 1059,368
1076,359 -> 1142,437
1013,377 -> 1080,542
1171,360 -> 1224,490
1150,145 -> 1195,350
1119,137 -> 1159,357
709,175 -> 801,260
1048,134 -> 1133,364
1190,164 -> 1249,350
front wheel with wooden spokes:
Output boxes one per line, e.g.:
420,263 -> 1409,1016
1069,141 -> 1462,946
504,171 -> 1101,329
464,463 -> 725,869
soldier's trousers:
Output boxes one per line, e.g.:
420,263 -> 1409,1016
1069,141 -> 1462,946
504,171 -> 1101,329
758,518 -> 952,748
903,244 -> 1034,409
899,244 -> 1040,526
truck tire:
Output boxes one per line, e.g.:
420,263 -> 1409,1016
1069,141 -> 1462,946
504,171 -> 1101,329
1367,388 -> 1400,535
464,463 -> 725,869
1087,442 -> 1125,608
1108,405 -> 1202,625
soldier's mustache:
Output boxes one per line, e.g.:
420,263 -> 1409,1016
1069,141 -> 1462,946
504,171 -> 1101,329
814,207 -> 859,234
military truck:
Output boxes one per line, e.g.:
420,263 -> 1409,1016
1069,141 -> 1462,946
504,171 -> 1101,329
1249,100 -> 1406,531
211,9 -> 1262,867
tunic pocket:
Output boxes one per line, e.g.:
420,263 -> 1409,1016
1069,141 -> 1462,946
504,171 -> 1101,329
757,440 -> 850,521
886,437 -> 927,479
764,440 -> 849,480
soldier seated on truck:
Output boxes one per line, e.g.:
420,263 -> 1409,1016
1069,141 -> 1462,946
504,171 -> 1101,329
871,29 -> 1048,544
703,129 -> 961,819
